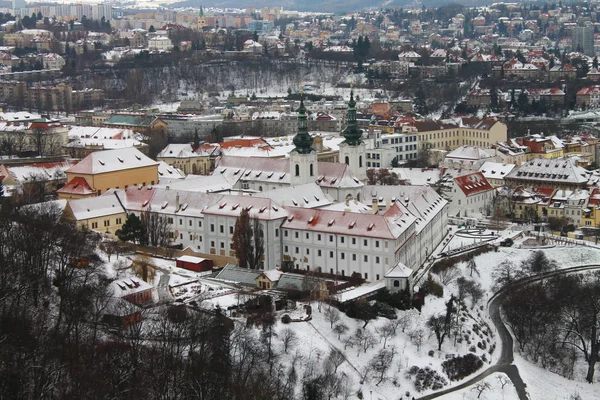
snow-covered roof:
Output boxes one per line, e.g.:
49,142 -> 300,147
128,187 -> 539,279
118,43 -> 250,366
202,195 -> 287,221
259,269 -> 283,282
361,185 -> 447,234
109,277 -> 153,298
177,255 -> 207,264
1,161 -> 74,184
157,161 -> 185,180
445,146 -> 495,161
154,174 -> 232,193
281,202 -> 415,240
453,172 -> 494,197
478,161 -> 515,180
391,168 -> 443,186
259,183 -> 333,208
385,262 -> 413,278
66,148 -> 158,175
506,157 -> 591,184
67,194 -> 126,220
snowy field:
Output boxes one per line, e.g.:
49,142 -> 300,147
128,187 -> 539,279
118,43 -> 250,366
226,244 -> 600,400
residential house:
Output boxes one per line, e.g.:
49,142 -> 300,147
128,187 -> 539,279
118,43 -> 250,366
504,157 -> 592,190
477,161 -> 516,187
102,114 -> 168,137
448,172 -> 495,219
414,118 -> 507,151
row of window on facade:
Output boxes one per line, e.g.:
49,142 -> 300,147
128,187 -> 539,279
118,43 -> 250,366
285,245 -> 385,263
292,263 -> 381,281
90,217 -> 122,229
284,229 -> 387,248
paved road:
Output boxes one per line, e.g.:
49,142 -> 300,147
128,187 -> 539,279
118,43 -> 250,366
417,264 -> 600,400
156,268 -> 173,302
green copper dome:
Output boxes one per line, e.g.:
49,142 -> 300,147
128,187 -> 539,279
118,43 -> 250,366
342,90 -> 363,146
292,96 -> 314,154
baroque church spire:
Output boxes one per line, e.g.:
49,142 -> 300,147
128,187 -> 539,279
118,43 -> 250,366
292,94 -> 314,154
342,89 -> 363,146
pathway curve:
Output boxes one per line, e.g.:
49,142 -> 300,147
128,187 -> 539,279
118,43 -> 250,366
417,264 -> 600,400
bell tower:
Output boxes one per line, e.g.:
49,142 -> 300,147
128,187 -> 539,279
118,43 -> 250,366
289,95 -> 318,186
339,90 -> 366,180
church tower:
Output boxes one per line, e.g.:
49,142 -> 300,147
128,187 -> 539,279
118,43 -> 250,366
197,6 -> 206,30
339,90 -> 366,180
290,96 -> 318,186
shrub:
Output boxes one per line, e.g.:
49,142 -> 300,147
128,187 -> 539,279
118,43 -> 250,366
407,366 -> 447,392
441,354 -> 484,381
422,275 -> 444,298
281,314 -> 291,324
428,350 -> 435,357
469,346 -> 476,352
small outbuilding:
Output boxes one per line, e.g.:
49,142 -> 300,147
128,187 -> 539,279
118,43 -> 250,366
256,270 -> 283,289
176,255 -> 213,272
384,262 -> 414,294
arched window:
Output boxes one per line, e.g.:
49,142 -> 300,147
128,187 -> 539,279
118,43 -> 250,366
295,164 -> 300,176
309,163 -> 314,176
259,186 -> 263,191
345,156 -> 349,165
393,280 -> 400,287
359,156 -> 363,168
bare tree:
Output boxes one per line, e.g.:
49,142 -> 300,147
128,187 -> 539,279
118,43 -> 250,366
436,265 -> 461,285
398,310 -> 414,333
325,348 -> 345,374
369,348 -> 395,385
334,322 -> 349,340
141,210 -> 172,248
409,328 -> 425,352
496,375 -> 511,390
471,382 -> 491,398
250,218 -> 264,269
467,258 -> 479,277
377,320 -> 398,348
324,305 -> 341,329
280,328 -> 297,354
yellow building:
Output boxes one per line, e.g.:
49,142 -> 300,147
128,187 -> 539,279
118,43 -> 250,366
58,148 -> 159,199
583,188 -> 600,229
157,143 -> 217,175
414,118 -> 507,151
64,194 -> 127,235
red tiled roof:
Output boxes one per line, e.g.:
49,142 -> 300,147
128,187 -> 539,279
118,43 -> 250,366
218,138 -> 269,149
454,172 -> 494,196
57,177 -> 95,195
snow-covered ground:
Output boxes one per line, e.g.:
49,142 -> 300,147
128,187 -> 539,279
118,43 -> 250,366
230,244 -> 600,399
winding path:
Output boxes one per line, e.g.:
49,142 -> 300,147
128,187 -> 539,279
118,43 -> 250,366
417,264 -> 600,400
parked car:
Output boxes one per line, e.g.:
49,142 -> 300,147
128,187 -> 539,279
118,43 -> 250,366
500,238 -> 513,247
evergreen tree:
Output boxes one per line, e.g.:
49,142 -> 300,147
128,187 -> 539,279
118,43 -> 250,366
231,208 -> 253,269
414,85 -> 428,116
149,25 -> 156,33
117,213 -> 146,244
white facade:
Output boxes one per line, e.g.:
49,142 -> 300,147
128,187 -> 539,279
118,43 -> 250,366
289,150 -> 318,186
339,141 -> 367,180
148,36 -> 173,51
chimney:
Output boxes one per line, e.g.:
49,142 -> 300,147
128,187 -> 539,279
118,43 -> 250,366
175,193 -> 180,211
385,199 -> 391,209
372,198 -> 379,214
